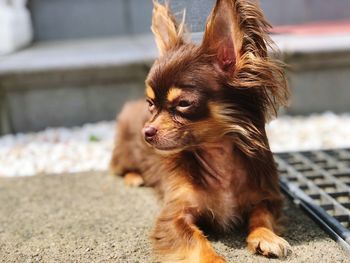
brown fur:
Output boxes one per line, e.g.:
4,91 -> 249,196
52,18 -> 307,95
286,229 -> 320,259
110,0 -> 291,262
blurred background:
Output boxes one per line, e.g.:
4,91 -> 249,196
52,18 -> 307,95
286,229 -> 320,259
0,0 -> 350,176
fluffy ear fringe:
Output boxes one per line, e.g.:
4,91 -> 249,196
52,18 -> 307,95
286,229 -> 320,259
206,1 -> 290,158
201,0 -> 289,120
151,0 -> 188,55
228,0 -> 289,120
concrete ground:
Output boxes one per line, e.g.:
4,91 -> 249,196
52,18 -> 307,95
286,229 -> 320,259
0,172 -> 348,263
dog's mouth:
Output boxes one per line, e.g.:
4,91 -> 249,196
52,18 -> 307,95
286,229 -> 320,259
142,127 -> 197,154
144,140 -> 184,155
154,146 -> 184,155
144,135 -> 190,154
145,140 -> 183,152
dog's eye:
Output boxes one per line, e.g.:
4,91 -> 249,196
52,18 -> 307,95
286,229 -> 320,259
177,100 -> 191,109
147,99 -> 155,112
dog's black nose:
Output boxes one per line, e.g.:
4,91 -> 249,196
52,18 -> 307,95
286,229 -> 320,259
144,126 -> 157,138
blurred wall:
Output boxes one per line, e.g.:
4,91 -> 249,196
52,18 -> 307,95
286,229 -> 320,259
28,0 -> 350,41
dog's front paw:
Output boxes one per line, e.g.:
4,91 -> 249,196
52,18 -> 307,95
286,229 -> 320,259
208,255 -> 227,263
200,249 -> 228,263
212,256 -> 227,263
247,227 -> 291,258
187,247 -> 227,263
199,254 -> 227,263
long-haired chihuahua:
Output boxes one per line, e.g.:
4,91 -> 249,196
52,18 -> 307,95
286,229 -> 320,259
110,0 -> 291,262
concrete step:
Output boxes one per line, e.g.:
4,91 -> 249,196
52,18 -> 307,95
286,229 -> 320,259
0,35 -> 156,134
272,22 -> 350,115
0,171 -> 348,262
1,24 -> 350,134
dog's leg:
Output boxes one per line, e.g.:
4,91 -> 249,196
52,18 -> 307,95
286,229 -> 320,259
246,203 -> 291,258
123,172 -> 144,187
152,204 -> 226,263
109,145 -> 122,176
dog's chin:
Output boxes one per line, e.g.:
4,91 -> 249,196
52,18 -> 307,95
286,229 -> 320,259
154,148 -> 183,156
144,134 -> 193,155
146,142 -> 185,155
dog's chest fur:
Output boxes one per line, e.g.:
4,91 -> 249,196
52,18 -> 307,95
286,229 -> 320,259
194,139 -> 240,188
190,138 -> 249,226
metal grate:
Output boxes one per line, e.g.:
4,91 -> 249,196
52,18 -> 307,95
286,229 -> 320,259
275,148 -> 350,252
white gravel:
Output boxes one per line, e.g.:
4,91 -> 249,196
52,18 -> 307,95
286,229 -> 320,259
267,112 -> 350,152
0,122 -> 115,177
0,112 -> 349,177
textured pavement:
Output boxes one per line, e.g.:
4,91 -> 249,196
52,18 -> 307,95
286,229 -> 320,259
0,172 -> 349,262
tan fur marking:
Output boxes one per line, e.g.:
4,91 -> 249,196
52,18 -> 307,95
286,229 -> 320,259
167,87 -> 182,102
124,172 -> 144,187
146,85 -> 156,100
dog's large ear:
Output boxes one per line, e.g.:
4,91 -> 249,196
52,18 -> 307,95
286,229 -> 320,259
151,0 -> 186,56
202,0 -> 289,120
201,0 -> 243,72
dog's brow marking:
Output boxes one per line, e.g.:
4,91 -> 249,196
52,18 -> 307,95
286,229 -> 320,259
146,85 -> 155,99
167,87 -> 182,102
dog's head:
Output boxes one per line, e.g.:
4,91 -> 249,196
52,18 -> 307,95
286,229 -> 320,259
143,0 -> 289,154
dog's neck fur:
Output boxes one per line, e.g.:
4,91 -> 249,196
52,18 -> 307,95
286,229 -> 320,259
184,136 -> 247,190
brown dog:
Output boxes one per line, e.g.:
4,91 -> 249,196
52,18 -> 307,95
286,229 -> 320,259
110,0 -> 291,262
